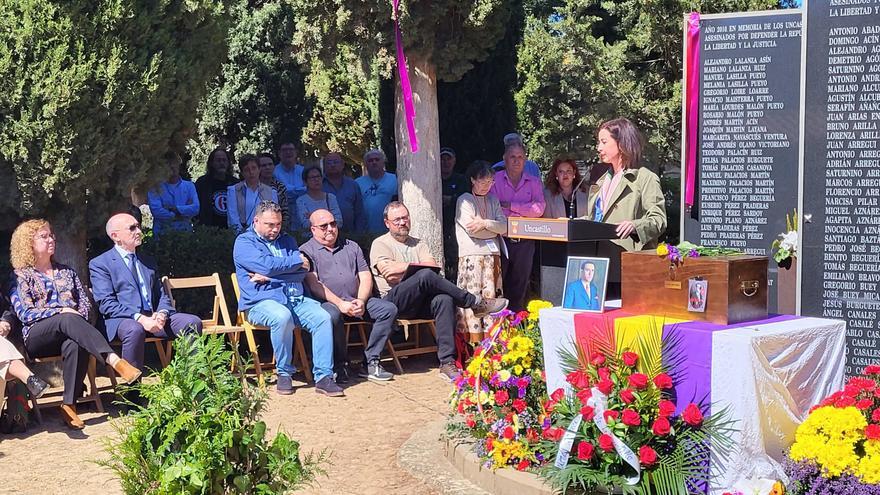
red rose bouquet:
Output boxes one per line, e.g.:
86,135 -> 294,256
539,330 -> 734,494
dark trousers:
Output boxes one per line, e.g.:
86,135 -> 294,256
116,312 -> 203,370
383,269 -> 475,364
321,298 -> 397,364
25,313 -> 116,405
501,238 -> 535,312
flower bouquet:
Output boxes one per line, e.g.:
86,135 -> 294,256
656,241 -> 740,265
448,300 -> 553,471
770,210 -> 798,269
784,365 -> 880,493
539,329 -> 735,494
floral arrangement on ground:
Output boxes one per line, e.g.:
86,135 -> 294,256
784,365 -> 880,494
447,300 -> 552,471
538,323 -> 736,495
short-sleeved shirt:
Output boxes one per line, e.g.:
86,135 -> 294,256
300,237 -> 368,301
369,232 -> 433,297
323,176 -> 366,233
355,172 -> 398,233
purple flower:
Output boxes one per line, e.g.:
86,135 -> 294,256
688,249 -> 700,258
783,458 -> 880,495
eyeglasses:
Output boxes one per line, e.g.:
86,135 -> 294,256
313,221 -> 338,231
113,223 -> 141,233
389,216 -> 409,225
557,170 -> 575,177
307,175 -> 322,181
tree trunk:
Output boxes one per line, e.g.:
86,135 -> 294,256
394,55 -> 444,264
49,209 -> 89,280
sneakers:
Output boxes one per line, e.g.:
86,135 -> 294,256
276,374 -> 294,395
315,375 -> 345,397
359,360 -> 393,382
470,295 -> 509,317
439,362 -> 461,383
26,375 -> 49,399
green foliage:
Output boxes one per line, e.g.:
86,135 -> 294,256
515,0 -> 778,170
189,0 -> 308,174
0,0 -> 232,232
100,335 -> 325,494
301,48 -> 381,166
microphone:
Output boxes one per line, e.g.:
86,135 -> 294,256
569,162 -> 591,219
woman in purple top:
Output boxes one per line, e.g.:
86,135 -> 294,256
489,142 -> 546,312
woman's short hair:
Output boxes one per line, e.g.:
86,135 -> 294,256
238,153 -> 258,173
301,164 -> 323,182
465,160 -> 495,182
598,117 -> 643,169
544,157 -> 584,195
10,219 -> 50,269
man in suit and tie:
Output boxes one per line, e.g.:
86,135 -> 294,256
89,213 -> 203,372
563,261 -> 601,310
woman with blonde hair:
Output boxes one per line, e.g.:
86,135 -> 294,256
9,219 -> 141,429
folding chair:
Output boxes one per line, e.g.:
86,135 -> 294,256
229,274 -> 312,385
343,320 -> 404,374
28,354 -> 104,423
391,318 -> 439,368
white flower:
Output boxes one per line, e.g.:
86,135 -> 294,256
778,230 -> 798,252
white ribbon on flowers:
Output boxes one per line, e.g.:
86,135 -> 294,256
553,413 -> 582,469
587,387 -> 641,485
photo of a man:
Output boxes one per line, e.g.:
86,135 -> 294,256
562,257 -> 609,312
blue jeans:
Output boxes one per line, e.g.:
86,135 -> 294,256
246,297 -> 333,381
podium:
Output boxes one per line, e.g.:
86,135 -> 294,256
507,218 -> 625,305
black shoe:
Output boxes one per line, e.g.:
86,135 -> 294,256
277,375 -> 294,395
359,360 -> 393,382
26,375 -> 49,399
315,376 -> 344,397
334,363 -> 353,384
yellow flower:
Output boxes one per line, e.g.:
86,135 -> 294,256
527,300 -> 553,319
497,369 -> 511,382
789,406 -> 866,477
656,243 -> 669,256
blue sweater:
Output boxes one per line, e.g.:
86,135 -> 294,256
233,228 -> 307,311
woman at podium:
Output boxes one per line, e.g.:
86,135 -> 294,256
588,117 -> 666,251
543,157 -> 588,219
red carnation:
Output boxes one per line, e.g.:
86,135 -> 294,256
872,408 -> 880,422
576,388 -> 593,405
638,445 -> 658,466
653,373 -> 673,390
577,441 -> 595,461
652,416 -> 671,436
512,398 -> 527,413
581,405 -> 595,421
866,364 -> 880,375
566,370 -> 591,390
466,416 -> 476,428
867,424 -> 880,440
844,384 -> 861,398
622,351 -> 639,367
598,433 -> 615,452
551,388 -> 565,402
516,459 -> 530,471
486,437 -> 494,451
857,398 -> 874,410
604,409 -> 620,422
597,367 -> 611,381
543,427 -> 564,442
836,396 -> 857,408
597,379 -> 615,395
620,388 -> 635,404
503,426 -> 515,440
628,373 -> 649,390
495,389 -> 510,405
591,352 -> 606,366
622,409 -> 641,426
658,400 -> 677,417
875,388 -> 880,399
682,403 -> 704,426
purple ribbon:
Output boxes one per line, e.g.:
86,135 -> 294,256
393,0 -> 419,153
684,12 -> 700,208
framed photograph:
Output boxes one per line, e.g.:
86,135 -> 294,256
561,257 -> 610,312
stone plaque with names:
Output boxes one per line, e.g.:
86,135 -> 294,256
683,12 -> 802,313
801,0 -> 880,376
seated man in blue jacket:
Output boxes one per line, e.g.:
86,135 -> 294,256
90,213 -> 203,372
563,261 -> 601,310
233,200 -> 342,397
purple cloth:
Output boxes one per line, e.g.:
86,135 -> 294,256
662,314 -> 799,416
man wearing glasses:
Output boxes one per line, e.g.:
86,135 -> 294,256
370,202 -> 508,382
355,149 -> 398,233
90,213 -> 203,373
233,201 -> 343,397
300,209 -> 397,382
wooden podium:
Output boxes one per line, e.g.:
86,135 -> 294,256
507,218 -> 624,305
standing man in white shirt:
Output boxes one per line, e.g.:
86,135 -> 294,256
273,142 -> 306,201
